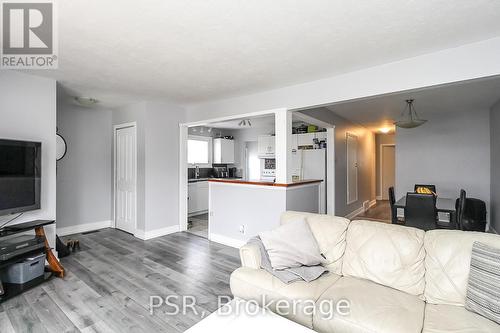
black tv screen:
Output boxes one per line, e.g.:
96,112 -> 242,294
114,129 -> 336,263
0,139 -> 41,216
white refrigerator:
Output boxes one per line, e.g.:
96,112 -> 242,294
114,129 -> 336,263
291,148 -> 327,214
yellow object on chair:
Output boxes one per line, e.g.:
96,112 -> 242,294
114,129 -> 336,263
416,187 -> 434,195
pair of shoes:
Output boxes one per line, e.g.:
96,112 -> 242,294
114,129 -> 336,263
65,239 -> 81,252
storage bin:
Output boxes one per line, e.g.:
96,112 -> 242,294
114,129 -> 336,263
1,253 -> 45,284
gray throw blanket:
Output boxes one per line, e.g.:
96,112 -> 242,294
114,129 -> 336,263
248,237 -> 328,284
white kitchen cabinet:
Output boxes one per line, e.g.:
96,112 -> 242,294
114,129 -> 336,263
258,135 -> 275,158
188,181 -> 209,214
213,138 -> 235,164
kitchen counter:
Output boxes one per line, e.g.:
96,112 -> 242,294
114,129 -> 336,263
207,178 -> 322,187
188,177 -> 242,183
208,178 -> 323,247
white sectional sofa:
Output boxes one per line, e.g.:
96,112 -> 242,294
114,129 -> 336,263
230,211 -> 500,333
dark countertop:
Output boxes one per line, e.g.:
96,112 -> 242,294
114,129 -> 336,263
188,177 -> 242,183
206,178 -> 322,187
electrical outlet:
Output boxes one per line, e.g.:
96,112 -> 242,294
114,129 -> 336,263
239,225 -> 245,234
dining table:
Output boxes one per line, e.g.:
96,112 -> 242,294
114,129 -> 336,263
394,195 -> 457,229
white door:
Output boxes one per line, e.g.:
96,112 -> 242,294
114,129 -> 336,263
115,125 -> 137,234
346,133 -> 358,204
381,145 -> 396,200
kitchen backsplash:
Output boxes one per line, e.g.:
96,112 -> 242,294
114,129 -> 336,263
188,167 -> 214,179
188,166 -> 241,179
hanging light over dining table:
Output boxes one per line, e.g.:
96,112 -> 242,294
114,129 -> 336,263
394,99 -> 427,128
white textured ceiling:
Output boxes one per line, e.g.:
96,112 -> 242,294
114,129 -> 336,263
324,76 -> 500,132
30,0 -> 500,106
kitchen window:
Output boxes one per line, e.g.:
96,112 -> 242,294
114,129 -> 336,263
188,135 -> 212,167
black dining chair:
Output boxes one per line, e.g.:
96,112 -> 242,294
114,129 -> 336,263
404,192 -> 437,231
414,184 -> 437,194
388,187 -> 404,225
455,189 -> 487,232
455,189 -> 467,230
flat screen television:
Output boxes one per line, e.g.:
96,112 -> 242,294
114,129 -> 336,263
0,139 -> 41,216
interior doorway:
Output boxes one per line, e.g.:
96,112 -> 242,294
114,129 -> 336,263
114,123 -> 137,235
380,144 -> 396,200
346,132 -> 359,205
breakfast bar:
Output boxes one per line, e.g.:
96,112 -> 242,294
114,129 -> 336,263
207,178 -> 322,247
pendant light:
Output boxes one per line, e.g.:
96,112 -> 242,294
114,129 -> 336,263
394,99 -> 427,128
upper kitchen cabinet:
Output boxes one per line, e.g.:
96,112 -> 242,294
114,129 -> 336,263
213,138 -> 235,164
258,135 -> 275,158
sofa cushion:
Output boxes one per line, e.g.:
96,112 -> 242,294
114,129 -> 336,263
424,230 -> 500,306
313,276 -> 425,333
465,241 -> 500,325
230,267 -> 341,328
423,303 -> 499,333
342,219 -> 426,296
281,211 -> 350,274
260,218 -> 324,270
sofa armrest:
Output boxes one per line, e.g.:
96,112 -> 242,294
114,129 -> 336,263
239,243 -> 261,269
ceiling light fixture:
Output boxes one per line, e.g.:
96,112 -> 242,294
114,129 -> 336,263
238,119 -> 252,127
394,99 -> 427,128
379,127 -> 391,134
74,96 -> 98,107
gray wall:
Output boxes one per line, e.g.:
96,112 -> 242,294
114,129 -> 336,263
301,108 -> 376,217
144,102 -> 185,232
396,108 -> 491,223
491,100 -> 500,233
375,133 -> 395,198
113,101 -> 185,234
0,72 -> 57,248
56,101 -> 113,230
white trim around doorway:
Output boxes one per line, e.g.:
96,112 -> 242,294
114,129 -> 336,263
113,122 -> 138,236
178,108 -> 286,235
293,111 -> 336,215
178,108 -> 337,237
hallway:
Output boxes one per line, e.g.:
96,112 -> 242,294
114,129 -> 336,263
355,200 -> 391,223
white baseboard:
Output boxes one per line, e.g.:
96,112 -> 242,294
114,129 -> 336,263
209,233 -> 246,248
345,206 -> 365,220
135,225 -> 179,240
188,210 -> 208,218
490,227 -> 498,234
56,220 -> 112,236
345,199 -> 376,220
376,195 -> 382,201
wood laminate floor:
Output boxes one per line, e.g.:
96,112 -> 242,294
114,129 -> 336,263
354,200 -> 392,223
187,214 -> 208,239
0,229 -> 240,333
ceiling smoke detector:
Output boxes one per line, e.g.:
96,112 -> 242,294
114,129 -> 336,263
74,96 -> 99,107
